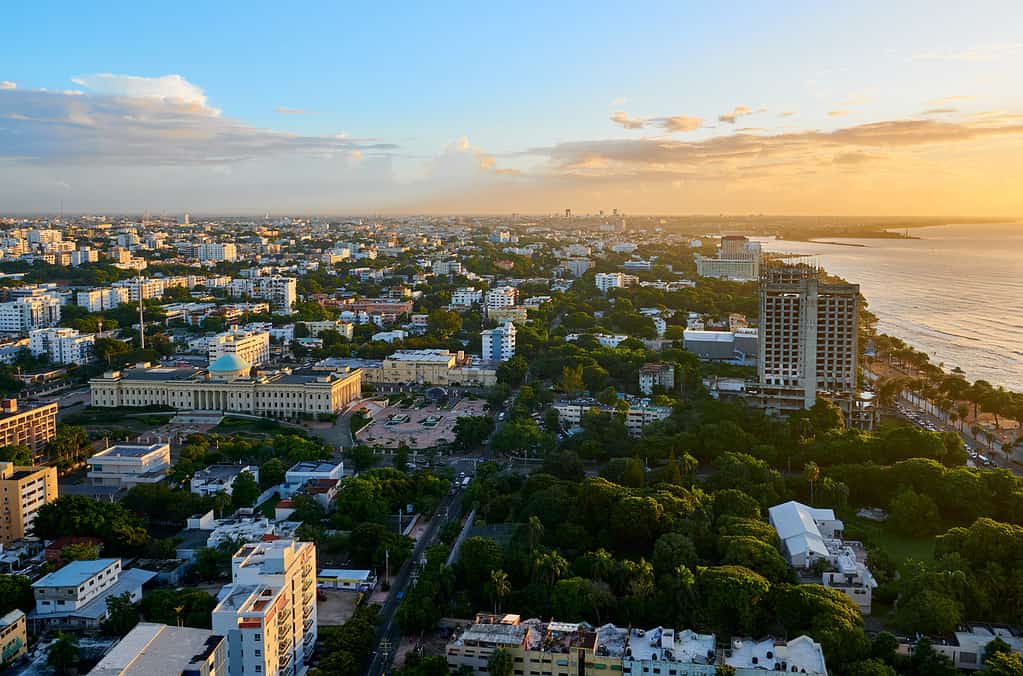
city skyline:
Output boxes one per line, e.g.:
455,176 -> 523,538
2,2 -> 1023,215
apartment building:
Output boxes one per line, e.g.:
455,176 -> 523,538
77,287 -> 130,312
90,622 -> 227,676
0,296 -> 62,333
212,539 -> 317,675
0,461 -> 58,544
29,559 -> 156,631
484,286 -> 518,311
432,260 -> 464,276
112,277 -> 165,302
70,248 -> 99,267
595,272 -> 637,293
451,288 -> 483,307
87,443 -> 172,489
29,327 -> 95,365
0,610 -> 26,667
481,322 -> 516,362
197,242 -> 238,262
0,400 -> 57,456
209,327 -> 271,366
694,235 -> 762,281
638,362 -> 675,395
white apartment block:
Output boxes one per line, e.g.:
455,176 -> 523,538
639,362 -> 675,395
197,243 -> 239,262
29,327 -> 95,365
231,276 -> 297,315
0,297 -> 62,333
553,402 -> 670,437
87,443 -> 171,489
451,288 -> 483,308
432,260 -> 463,276
209,328 -> 271,366
212,539 -> 317,676
29,559 -> 156,631
481,322 -> 516,362
595,272 -> 637,292
484,286 -> 518,311
70,248 -> 99,267
113,277 -> 166,302
77,287 -> 130,312
190,464 -> 260,497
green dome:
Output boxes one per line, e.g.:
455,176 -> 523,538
209,353 -> 251,373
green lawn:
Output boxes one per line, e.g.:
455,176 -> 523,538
844,515 -> 935,571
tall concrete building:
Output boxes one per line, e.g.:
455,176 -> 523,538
481,322 -> 516,362
747,263 -> 873,427
209,327 -> 271,366
212,539 -> 317,676
0,461 -> 57,544
0,400 -> 57,457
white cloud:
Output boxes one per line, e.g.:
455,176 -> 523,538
719,105 -> 753,124
610,111 -> 646,129
276,106 -> 312,115
0,81 -> 15,90
70,73 -> 217,113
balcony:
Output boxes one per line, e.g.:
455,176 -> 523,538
304,616 -> 314,633
303,602 -> 314,618
302,576 -> 313,592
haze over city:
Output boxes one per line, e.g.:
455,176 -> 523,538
3,2 -> 1023,215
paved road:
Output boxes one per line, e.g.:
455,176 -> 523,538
365,489 -> 465,675
893,399 -> 1019,475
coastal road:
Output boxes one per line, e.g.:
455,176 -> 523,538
365,489 -> 465,676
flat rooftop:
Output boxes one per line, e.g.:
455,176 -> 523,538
90,623 -> 223,676
94,443 -> 168,459
32,558 -> 118,588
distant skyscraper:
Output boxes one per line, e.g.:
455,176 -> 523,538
481,322 -> 516,362
184,212 -> 190,226
564,208 -> 571,218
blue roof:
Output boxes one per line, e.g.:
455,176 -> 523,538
33,559 -> 119,588
208,353 -> 251,373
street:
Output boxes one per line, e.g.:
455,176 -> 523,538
364,489 -> 465,675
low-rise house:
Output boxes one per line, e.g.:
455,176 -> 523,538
896,624 -> 1023,671
447,614 -> 830,676
284,460 -> 344,496
87,443 -> 171,489
769,500 -> 877,614
316,568 -> 376,592
28,559 -> 156,631
190,464 -> 260,497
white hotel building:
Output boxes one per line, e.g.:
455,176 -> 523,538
209,327 -> 271,366
212,539 -> 317,676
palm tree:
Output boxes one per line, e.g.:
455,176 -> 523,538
532,551 -> 569,589
490,569 -> 511,613
804,461 -> 820,505
527,516 -> 544,553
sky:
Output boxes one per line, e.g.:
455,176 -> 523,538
2,1 -> 1022,216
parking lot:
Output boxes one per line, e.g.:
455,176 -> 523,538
355,396 -> 487,449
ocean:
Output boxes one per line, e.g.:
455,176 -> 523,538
754,222 -> 1023,393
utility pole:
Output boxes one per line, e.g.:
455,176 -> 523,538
385,548 -> 390,585
137,271 -> 145,351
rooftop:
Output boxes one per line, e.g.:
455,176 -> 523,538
93,443 -> 169,459
32,558 -> 119,588
90,623 -> 223,676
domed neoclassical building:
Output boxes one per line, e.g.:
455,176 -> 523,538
90,358 -> 362,418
